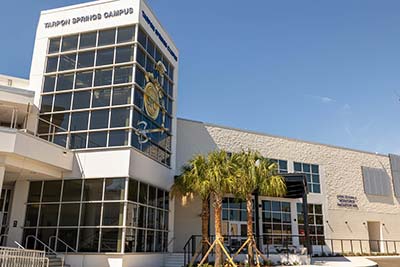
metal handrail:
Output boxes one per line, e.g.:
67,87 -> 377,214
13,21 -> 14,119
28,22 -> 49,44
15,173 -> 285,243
25,235 -> 57,256
0,246 -> 49,267
14,241 -> 24,249
48,236 -> 77,253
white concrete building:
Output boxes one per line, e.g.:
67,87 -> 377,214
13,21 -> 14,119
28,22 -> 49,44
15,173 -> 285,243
0,0 -> 400,267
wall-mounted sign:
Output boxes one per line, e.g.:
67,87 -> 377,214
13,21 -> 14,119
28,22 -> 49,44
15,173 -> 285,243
44,7 -> 134,29
337,195 -> 358,208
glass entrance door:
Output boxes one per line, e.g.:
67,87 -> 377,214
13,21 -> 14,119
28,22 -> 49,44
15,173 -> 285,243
227,221 -> 247,252
0,189 -> 12,245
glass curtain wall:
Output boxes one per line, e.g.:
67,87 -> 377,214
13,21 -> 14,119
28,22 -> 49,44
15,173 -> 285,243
23,178 -> 169,253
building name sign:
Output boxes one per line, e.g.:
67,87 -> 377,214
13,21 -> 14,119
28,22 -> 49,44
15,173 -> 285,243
337,195 -> 358,208
44,7 -> 134,29
142,10 -> 178,62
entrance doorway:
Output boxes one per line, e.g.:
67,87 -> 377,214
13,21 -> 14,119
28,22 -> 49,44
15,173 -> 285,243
367,221 -> 381,252
226,221 -> 247,252
0,189 -> 12,245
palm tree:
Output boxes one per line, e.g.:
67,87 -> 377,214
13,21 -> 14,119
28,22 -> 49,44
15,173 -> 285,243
170,155 -> 211,261
233,151 -> 287,267
206,150 -> 237,267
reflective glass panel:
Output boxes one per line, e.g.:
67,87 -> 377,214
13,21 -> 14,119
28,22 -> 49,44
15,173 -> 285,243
102,203 -> 124,226
90,109 -> 109,129
80,203 -> 101,226
56,73 -> 74,91
92,88 -> 111,107
114,65 -> 133,84
25,204 -> 39,226
82,179 -> 103,201
72,91 -> 91,109
61,35 -> 78,51
52,113 -> 69,132
109,130 -> 129,147
70,133 -> 87,149
94,68 -> 112,86
88,131 -> 107,148
42,181 -> 62,202
115,46 -> 134,63
117,26 -> 135,43
43,76 -> 56,93
59,203 -> 80,226
48,38 -> 60,54
62,180 -> 82,201
53,93 -> 71,111
110,108 -> 130,128
77,51 -> 95,68
75,71 -> 93,89
96,48 -> 114,66
79,31 -> 97,49
40,95 -> 53,112
79,228 -> 99,252
27,182 -> 42,202
112,86 -> 131,105
101,228 -> 122,252
104,178 -> 125,200
59,53 -> 76,71
98,29 -> 115,46
46,56 -> 58,73
39,204 -> 59,226
70,111 -> 89,131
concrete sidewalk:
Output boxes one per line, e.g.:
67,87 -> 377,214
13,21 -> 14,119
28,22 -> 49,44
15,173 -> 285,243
310,257 -> 377,267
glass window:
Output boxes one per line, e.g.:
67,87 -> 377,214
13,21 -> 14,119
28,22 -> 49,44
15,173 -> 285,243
104,178 -> 125,200
77,51 -> 95,68
46,56 -> 58,73
42,181 -> 61,202
40,95 -> 53,112
43,76 -> 56,93
148,186 -> 157,207
117,26 -> 135,43
37,115 -> 51,134
128,179 -> 138,202
146,39 -> 155,58
72,91 -> 91,109
92,88 -> 111,107
79,31 -> 97,49
75,71 -> 93,89
110,108 -> 130,128
61,35 -> 78,51
57,229 -> 77,252
115,46 -> 134,63
136,46 -> 146,67
98,28 -> 116,46
101,228 -> 122,252
96,48 -> 114,66
56,73 -> 74,91
48,38 -> 61,54
80,203 -> 101,226
52,113 -> 69,132
139,183 -> 148,204
59,203 -> 80,226
112,86 -> 131,105
138,28 -> 147,48
156,189 -> 164,208
114,65 -> 133,84
59,53 -> 76,71
94,68 -> 112,86
82,179 -> 103,201
39,204 -> 59,226
62,180 -> 82,201
109,130 -> 129,147
103,203 -> 124,226
138,205 -> 147,228
79,228 -> 99,252
28,182 -> 42,203
53,93 -> 71,111
25,204 -> 39,226
70,111 -> 89,131
135,67 -> 145,88
70,133 -> 87,149
88,131 -> 107,148
90,109 -> 109,129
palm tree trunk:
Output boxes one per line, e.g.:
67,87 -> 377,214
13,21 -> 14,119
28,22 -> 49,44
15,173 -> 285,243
214,194 -> 223,267
247,194 -> 254,267
201,197 -> 210,260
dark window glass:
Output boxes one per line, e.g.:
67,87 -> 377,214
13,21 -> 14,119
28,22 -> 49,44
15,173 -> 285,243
96,48 -> 114,66
126,204 -> 138,227
109,130 -> 129,146
168,81 -> 173,97
146,57 -> 154,73
138,205 -> 147,228
139,183 -> 148,204
105,178 -> 125,200
72,91 -> 91,109
88,131 -> 107,148
43,76 -> 56,93
62,180 -> 82,201
312,164 -> 319,174
135,68 -> 145,88
37,228 -> 57,250
90,109 -> 109,129
80,203 -> 101,226
42,181 -> 62,202
303,164 -> 310,173
24,204 -> 39,226
59,203 -> 80,226
117,26 -> 135,43
136,46 -> 146,67
62,35 -> 78,51
156,189 -> 164,208
75,71 -> 93,89
136,229 -> 145,252
98,28 -> 115,46
146,39 -> 155,58
53,134 -> 67,147
39,204 -> 59,226
52,113 -> 69,132
92,88 -> 111,107
125,228 -> 136,252
128,179 -> 138,202
114,65 -> 133,84
27,182 -> 42,202
82,179 -> 103,201
94,68 -> 112,86
56,73 -> 74,91
57,229 -> 77,252
147,207 -> 155,228
148,186 -> 157,207
70,111 -> 89,131
110,108 -> 130,128
146,230 -> 154,252
134,87 -> 143,109
294,162 -> 302,172
79,228 -> 99,252
40,95 -> 53,112
46,56 -> 58,73
138,28 -> 147,48
155,48 -> 162,62
48,38 -> 60,54
101,228 -> 122,252
112,86 -> 131,105
103,203 -> 124,226
59,53 -> 76,71
70,133 -> 87,149
115,46 -> 134,63
53,93 -> 71,111
77,51 -> 95,68
37,115 -> 51,134
79,31 -> 97,49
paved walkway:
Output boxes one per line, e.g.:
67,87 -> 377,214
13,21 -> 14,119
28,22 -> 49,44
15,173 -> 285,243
367,257 -> 400,267
309,256 -> 377,267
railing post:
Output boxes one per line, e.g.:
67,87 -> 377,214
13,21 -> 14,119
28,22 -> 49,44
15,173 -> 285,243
341,240 -> 344,255
360,240 -> 363,254
191,236 -> 196,256
350,240 -> 353,254
386,241 -> 389,254
395,241 -> 397,254
331,239 -> 334,255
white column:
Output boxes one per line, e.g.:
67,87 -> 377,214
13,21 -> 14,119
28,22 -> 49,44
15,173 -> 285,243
0,166 -> 5,197
7,180 -> 29,247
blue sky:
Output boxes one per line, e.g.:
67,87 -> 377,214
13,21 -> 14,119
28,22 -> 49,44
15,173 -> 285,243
1,0 -> 400,154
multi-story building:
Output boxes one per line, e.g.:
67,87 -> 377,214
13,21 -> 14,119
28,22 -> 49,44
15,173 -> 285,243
0,0 -> 400,267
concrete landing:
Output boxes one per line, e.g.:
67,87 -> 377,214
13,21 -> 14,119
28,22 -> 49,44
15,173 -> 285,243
310,257 -> 377,267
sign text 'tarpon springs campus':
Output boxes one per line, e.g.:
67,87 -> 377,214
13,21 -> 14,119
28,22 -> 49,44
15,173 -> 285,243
44,8 -> 134,29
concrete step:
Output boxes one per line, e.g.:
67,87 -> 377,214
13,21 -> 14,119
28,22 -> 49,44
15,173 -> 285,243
165,253 -> 185,267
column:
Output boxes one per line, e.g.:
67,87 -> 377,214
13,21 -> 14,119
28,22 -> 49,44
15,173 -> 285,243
7,180 -> 29,247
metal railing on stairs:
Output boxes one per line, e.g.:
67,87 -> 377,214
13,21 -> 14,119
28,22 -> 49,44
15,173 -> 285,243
25,235 -> 64,267
49,236 -> 77,253
0,246 -> 49,267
